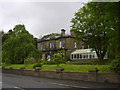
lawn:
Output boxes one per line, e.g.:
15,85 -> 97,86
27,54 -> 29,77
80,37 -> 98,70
3,64 -> 111,72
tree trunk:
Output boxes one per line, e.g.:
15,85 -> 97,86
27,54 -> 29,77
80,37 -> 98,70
97,53 -> 105,65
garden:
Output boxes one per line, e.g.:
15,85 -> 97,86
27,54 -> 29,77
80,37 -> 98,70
1,2 -> 120,74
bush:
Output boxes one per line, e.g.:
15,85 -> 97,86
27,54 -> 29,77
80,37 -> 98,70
53,53 -> 64,67
33,63 -> 43,69
24,57 -> 36,65
28,50 -> 42,62
3,58 -> 11,65
110,59 -> 120,74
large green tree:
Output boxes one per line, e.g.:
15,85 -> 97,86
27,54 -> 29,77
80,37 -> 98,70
2,24 -> 41,64
71,2 -> 119,62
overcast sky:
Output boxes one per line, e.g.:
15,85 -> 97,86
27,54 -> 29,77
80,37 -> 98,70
0,1 -> 89,38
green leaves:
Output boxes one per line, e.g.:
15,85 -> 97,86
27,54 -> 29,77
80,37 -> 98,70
110,59 -> 120,74
71,2 -> 118,62
2,24 -> 41,64
53,53 -> 64,67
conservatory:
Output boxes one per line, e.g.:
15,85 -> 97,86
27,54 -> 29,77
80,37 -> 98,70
70,49 -> 107,60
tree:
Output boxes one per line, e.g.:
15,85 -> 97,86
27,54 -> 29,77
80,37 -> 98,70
104,2 -> 119,60
110,59 -> 120,74
27,49 -> 42,63
2,24 -> 42,64
71,2 -> 118,62
1,29 -> 13,43
53,53 -> 64,67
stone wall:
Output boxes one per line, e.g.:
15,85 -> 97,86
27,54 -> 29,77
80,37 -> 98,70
2,68 -> 120,84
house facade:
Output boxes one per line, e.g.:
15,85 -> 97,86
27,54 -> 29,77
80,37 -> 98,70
37,29 -> 85,61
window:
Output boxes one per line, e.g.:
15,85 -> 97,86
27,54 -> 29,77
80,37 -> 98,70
93,55 -> 95,58
77,54 -> 79,59
85,55 -> 88,59
74,54 -> 77,59
50,42 -> 54,48
71,54 -> 73,59
50,42 -> 52,48
59,40 -> 62,48
83,55 -> 85,59
80,54 -> 82,59
60,40 -> 65,48
42,43 -> 46,50
40,45 -> 43,50
74,41 -> 77,48
62,40 -> 65,48
90,55 -> 92,59
41,43 -> 46,50
47,55 -> 51,61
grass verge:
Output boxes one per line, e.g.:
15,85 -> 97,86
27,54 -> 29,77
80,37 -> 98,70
3,64 -> 111,72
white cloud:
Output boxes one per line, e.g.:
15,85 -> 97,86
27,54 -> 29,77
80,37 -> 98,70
0,2 -> 85,38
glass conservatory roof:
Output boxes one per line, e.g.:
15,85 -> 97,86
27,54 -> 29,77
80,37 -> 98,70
71,49 -> 96,54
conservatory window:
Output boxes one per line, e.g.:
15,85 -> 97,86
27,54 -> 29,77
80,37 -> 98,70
74,54 -> 77,59
90,55 -> 92,59
77,54 -> 79,59
80,54 -> 82,59
93,55 -> 95,58
71,54 -> 74,59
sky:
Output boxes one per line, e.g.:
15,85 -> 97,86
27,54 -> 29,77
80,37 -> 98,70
0,1 -> 90,38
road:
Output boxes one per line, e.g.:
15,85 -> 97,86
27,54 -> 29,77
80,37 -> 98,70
2,73 -> 119,90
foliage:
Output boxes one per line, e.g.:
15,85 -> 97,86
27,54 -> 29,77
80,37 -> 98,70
110,59 -> 120,74
27,50 -> 42,63
1,30 -> 13,43
2,24 -> 42,64
71,2 -> 119,61
53,53 -> 65,67
64,55 -> 70,63
33,63 -> 43,69
24,57 -> 36,66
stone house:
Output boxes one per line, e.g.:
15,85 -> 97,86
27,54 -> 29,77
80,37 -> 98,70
37,29 -> 86,61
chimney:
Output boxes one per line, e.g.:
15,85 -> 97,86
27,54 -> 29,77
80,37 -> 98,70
61,29 -> 66,36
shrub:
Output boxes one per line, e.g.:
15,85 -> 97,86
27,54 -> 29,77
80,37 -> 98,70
28,50 -> 42,63
24,57 -> 36,66
53,53 -> 64,67
110,59 -> 120,74
33,63 -> 43,69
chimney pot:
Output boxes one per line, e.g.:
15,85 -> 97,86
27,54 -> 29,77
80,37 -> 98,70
61,29 -> 66,36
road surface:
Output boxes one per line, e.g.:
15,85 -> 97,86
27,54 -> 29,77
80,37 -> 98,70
2,73 -> 119,90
